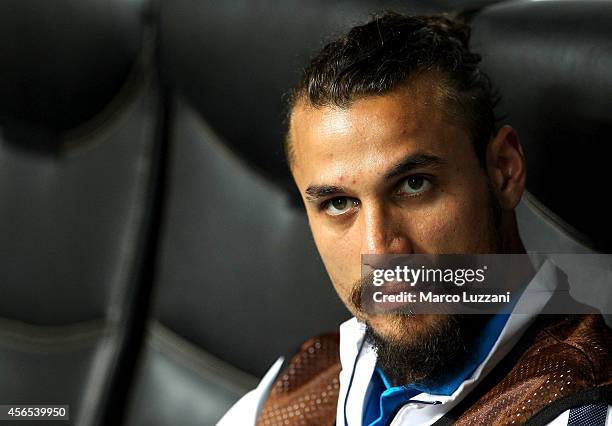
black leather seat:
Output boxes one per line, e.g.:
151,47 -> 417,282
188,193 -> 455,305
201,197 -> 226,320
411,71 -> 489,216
472,0 -> 612,321
471,0 -> 612,253
0,0 -> 161,425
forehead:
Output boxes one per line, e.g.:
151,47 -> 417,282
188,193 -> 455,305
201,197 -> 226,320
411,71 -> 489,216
289,79 -> 471,179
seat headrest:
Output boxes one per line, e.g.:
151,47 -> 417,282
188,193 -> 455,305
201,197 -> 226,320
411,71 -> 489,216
0,0 -> 146,152
471,0 -> 612,251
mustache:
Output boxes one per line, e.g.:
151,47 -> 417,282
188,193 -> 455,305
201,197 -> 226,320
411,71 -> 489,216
352,257 -> 409,315
349,271 -> 414,318
349,273 -> 369,318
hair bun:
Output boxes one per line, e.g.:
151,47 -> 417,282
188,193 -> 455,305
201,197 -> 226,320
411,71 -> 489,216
424,15 -> 471,48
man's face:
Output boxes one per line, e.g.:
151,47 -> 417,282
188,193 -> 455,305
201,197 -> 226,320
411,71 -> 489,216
289,77 -> 507,355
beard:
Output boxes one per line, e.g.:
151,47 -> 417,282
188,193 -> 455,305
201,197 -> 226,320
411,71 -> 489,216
364,313 -> 487,387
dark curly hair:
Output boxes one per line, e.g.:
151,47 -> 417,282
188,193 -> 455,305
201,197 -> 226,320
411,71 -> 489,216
286,12 -> 499,167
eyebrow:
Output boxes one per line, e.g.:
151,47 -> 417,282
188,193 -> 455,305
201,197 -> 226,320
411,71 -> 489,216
383,152 -> 445,181
304,152 -> 444,202
304,185 -> 345,202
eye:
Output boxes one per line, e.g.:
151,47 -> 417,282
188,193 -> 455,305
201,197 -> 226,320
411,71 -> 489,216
397,175 -> 432,195
323,197 -> 359,216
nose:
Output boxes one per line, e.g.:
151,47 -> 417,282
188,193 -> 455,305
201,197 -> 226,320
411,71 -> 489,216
360,202 -> 412,255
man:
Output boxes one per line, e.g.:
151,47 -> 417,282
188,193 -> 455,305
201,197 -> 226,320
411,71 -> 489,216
219,13 -> 611,425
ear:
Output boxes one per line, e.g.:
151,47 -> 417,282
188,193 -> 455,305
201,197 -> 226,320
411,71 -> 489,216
486,125 -> 526,210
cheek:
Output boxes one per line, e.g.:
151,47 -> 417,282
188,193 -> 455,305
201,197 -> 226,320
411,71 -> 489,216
408,182 -> 494,252
408,201 -> 464,250
308,217 -> 360,302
